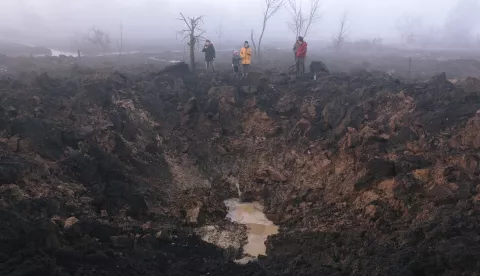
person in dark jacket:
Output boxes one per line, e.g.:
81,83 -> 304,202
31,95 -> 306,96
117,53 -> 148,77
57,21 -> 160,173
295,36 -> 308,75
202,39 -> 216,73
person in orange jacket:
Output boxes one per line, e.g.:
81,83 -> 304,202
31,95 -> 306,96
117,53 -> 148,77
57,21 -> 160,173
240,41 -> 252,77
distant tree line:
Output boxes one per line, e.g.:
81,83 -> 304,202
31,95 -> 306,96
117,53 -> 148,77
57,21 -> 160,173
395,0 -> 480,48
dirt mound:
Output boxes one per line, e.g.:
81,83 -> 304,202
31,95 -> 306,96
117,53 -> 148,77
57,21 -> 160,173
310,60 -> 329,74
0,65 -> 479,275
157,61 -> 190,77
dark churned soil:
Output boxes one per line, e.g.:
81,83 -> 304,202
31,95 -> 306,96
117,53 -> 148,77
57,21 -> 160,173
1,60 -> 480,275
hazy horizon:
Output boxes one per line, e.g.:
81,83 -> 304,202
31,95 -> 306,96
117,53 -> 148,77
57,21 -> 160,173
0,0 -> 478,51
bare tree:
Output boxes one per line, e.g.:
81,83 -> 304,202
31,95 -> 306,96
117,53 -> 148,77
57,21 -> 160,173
395,14 -> 422,45
286,0 -> 321,39
252,0 -> 285,61
87,26 -> 111,54
116,21 -> 124,56
178,13 -> 205,69
215,24 -> 224,50
71,30 -> 88,54
250,30 -> 258,55
332,9 -> 349,52
443,0 -> 480,46
372,37 -> 383,45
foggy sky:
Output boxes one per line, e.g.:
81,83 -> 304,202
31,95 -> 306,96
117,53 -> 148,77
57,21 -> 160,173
0,0 -> 469,49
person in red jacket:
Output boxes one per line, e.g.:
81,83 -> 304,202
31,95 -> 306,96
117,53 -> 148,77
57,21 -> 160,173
295,36 -> 308,75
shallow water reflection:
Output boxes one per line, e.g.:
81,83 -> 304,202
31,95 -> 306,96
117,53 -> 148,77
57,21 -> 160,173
224,198 -> 279,262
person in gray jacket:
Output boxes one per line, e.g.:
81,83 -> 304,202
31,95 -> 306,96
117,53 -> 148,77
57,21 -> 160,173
293,39 -> 301,62
232,50 -> 241,76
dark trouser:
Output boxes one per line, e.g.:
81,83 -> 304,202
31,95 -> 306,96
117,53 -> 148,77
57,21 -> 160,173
205,60 -> 215,72
233,65 -> 239,75
242,64 -> 250,75
296,57 -> 305,75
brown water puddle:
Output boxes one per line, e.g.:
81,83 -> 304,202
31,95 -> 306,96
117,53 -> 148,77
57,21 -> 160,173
224,198 -> 279,263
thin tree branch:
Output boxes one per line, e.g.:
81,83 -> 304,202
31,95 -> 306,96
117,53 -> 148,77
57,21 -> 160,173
333,8 -> 349,52
286,0 -> 321,38
255,0 -> 285,60
303,0 -> 321,37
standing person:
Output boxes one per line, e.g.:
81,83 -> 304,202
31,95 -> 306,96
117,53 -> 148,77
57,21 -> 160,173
202,39 -> 216,73
232,50 -> 241,76
240,41 -> 252,77
293,39 -> 301,62
295,36 -> 308,75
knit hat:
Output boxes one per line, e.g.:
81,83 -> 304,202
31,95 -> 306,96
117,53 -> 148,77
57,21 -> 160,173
298,36 -> 304,42
244,41 -> 249,44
